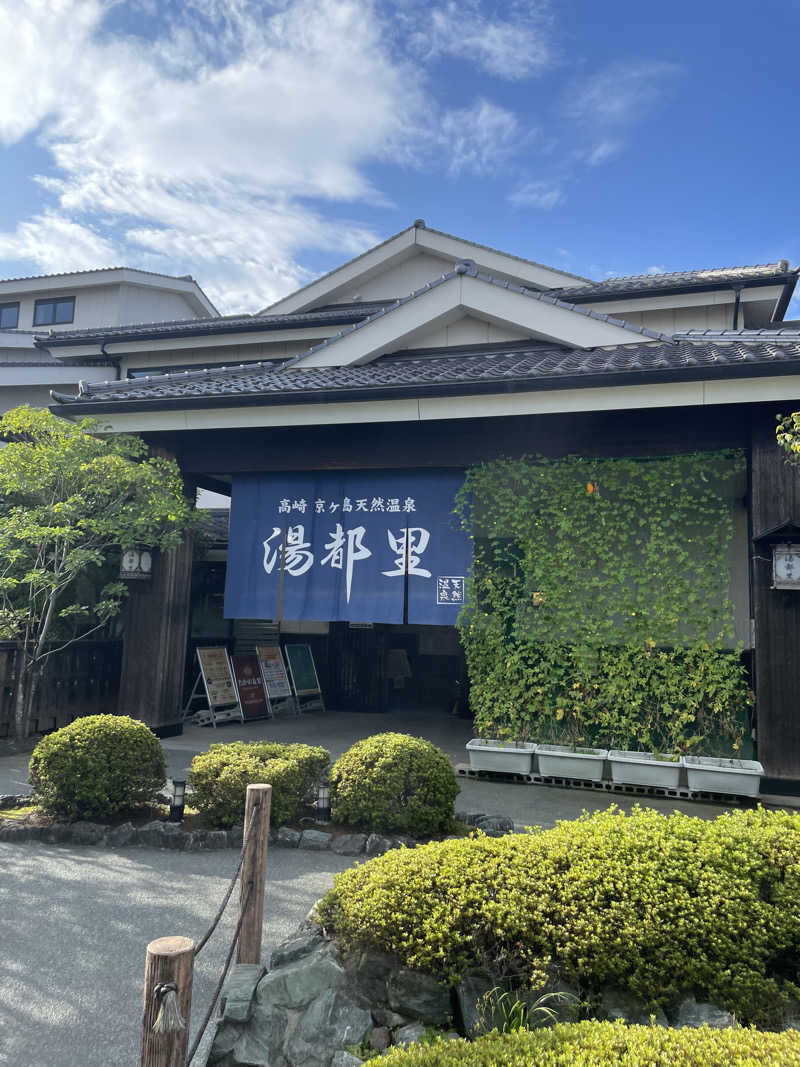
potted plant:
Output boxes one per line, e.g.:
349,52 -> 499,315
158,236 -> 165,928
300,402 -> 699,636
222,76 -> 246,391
533,702 -> 607,781
607,749 -> 682,789
466,738 -> 537,775
535,742 -> 608,781
683,756 -> 762,796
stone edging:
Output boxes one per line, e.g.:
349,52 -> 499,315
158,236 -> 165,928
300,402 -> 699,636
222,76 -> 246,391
0,797 -> 517,853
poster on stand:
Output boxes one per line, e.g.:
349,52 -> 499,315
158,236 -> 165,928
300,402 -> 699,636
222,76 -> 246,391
231,654 -> 271,720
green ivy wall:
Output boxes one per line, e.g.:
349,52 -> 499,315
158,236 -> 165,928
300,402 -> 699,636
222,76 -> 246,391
455,451 -> 751,754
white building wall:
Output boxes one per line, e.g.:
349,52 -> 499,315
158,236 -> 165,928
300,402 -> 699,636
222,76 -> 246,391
119,338 -> 314,377
413,314 -> 528,349
118,284 -> 205,326
356,253 -> 456,301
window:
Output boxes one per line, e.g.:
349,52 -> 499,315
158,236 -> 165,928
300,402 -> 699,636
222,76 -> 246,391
0,302 -> 19,329
33,296 -> 75,326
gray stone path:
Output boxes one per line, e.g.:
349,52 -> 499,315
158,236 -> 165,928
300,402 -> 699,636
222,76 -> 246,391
0,843 -> 352,1067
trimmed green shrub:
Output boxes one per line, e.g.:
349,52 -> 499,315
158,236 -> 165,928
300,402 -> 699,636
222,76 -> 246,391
29,713 -> 166,820
317,807 -> 800,1027
188,741 -> 329,827
380,1021 -> 800,1065
330,732 -> 458,836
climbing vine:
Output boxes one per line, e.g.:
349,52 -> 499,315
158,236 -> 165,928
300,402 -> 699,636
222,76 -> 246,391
455,451 -> 750,754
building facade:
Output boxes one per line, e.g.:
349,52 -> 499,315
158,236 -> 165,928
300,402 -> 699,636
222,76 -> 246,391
45,222 -> 800,786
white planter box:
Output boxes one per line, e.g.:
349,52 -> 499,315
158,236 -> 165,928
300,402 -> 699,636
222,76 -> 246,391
608,750 -> 682,789
466,739 -> 536,775
536,744 -> 608,781
683,756 -> 763,797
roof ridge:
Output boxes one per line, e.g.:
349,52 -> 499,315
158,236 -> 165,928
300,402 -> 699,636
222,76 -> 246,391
0,265 -> 204,285
283,262 -> 672,369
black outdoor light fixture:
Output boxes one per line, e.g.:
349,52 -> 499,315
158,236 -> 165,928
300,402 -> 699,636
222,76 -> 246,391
169,779 -> 187,823
316,782 -> 331,824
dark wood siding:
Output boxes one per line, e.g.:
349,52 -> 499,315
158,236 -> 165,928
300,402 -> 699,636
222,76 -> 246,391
751,405 -> 800,780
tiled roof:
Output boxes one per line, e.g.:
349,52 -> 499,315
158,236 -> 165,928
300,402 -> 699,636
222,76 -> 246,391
0,266 -> 199,285
40,301 -> 396,346
283,263 -> 670,370
52,337 -> 800,409
552,263 -> 794,301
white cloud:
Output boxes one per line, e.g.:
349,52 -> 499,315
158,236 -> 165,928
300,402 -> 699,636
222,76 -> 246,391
440,100 -> 520,176
0,212 -> 117,272
566,60 -> 681,128
586,139 -> 622,166
508,181 -> 564,210
646,265 -> 666,275
0,0 -> 425,311
407,0 -> 554,80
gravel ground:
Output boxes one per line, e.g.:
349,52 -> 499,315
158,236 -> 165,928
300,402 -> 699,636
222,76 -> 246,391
0,842 -> 353,1067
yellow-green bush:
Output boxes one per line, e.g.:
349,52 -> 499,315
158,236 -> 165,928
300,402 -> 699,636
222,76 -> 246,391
330,733 -> 458,836
379,1021 -> 800,1065
188,741 -> 329,827
29,714 -> 165,820
316,807 -> 800,1027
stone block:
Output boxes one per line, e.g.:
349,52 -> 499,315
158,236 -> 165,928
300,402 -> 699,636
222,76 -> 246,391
299,829 -> 332,851
344,948 -> 397,1003
395,1022 -> 427,1047
69,821 -> 107,845
256,943 -> 346,1009
106,822 -> 137,847
270,930 -> 325,970
221,964 -> 267,1023
473,815 -> 514,837
364,833 -> 393,857
371,1007 -> 408,1028
674,997 -> 736,1029
388,967 -> 452,1025
41,824 -> 75,845
369,1026 -> 391,1051
455,974 -> 495,1036
277,826 -> 301,848
331,833 -> 367,856
600,988 -> 668,1026
228,825 -> 244,848
204,830 -> 230,850
0,823 -> 30,842
136,820 -> 183,848
331,1053 -> 364,1066
464,812 -> 488,826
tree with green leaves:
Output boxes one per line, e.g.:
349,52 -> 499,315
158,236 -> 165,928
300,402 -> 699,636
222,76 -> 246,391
776,412 -> 800,461
0,406 -> 201,740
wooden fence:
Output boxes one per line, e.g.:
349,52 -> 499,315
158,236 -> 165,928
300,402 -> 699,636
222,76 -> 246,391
0,640 -> 123,738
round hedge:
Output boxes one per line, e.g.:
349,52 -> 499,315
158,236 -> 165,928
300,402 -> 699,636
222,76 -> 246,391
317,807 -> 800,1028
329,732 -> 458,836
380,1021 -> 800,1066
29,714 -> 166,820
188,741 -> 329,827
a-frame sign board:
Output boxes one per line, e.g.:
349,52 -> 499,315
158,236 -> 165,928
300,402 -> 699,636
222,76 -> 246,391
183,647 -> 244,727
255,644 -> 298,716
284,643 -> 325,714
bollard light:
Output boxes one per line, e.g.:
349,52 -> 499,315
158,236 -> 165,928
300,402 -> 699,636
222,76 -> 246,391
169,779 -> 187,823
316,782 -> 331,824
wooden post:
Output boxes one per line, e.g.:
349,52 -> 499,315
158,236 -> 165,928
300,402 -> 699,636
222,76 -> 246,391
237,783 -> 272,965
140,935 -> 195,1067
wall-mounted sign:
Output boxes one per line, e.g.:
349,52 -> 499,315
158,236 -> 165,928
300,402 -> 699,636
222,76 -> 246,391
224,470 -> 472,625
120,546 -> 153,580
773,543 -> 800,589
231,654 -> 270,720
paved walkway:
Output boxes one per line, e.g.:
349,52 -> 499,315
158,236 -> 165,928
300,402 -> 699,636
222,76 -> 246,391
0,842 -> 352,1067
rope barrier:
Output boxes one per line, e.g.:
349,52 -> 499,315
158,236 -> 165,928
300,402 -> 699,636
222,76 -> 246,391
193,801 -> 261,958
152,982 -> 186,1035
185,881 -> 254,1066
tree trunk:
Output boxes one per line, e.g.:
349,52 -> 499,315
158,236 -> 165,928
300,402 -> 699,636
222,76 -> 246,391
13,651 -> 29,742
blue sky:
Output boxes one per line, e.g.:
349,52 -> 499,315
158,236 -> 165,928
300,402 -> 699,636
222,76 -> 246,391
0,0 -> 797,313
